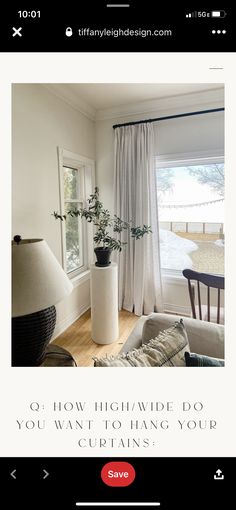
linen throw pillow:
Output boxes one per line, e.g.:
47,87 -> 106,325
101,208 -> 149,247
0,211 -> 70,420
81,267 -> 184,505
185,351 -> 224,367
93,319 -> 189,367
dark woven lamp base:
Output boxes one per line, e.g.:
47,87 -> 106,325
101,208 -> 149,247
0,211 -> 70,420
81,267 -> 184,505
12,305 -> 56,367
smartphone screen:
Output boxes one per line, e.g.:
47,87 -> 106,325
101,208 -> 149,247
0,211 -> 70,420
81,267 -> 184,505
0,3 -> 235,508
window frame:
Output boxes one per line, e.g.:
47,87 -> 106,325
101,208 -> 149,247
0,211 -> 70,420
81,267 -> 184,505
58,148 -> 95,280
63,165 -> 85,273
155,150 -> 224,278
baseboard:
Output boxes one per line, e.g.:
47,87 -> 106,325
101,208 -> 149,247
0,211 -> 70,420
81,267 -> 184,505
164,303 -> 191,317
52,304 -> 90,340
52,302 -> 190,339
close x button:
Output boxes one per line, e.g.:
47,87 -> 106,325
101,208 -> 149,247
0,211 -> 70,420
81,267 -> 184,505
12,27 -> 23,37
101,461 -> 136,487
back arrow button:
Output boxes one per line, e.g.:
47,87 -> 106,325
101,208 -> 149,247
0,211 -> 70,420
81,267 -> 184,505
10,469 -> 16,479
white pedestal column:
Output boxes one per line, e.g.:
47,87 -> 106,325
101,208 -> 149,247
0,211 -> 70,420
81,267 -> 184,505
90,262 -> 119,344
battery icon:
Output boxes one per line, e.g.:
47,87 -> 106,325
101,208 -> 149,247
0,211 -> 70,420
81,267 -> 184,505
211,10 -> 226,18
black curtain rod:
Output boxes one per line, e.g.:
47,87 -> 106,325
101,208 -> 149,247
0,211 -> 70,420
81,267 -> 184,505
113,107 -> 224,129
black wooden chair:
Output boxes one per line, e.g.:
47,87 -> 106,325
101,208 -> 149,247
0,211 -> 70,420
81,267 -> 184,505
182,269 -> 225,325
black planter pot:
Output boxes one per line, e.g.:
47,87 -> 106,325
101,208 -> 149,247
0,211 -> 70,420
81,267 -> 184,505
94,247 -> 112,267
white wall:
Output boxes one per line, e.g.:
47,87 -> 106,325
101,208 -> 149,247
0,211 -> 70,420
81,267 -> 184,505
95,89 -> 224,313
12,84 -> 95,335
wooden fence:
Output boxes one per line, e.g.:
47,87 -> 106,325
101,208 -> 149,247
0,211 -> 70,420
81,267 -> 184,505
160,222 -> 224,238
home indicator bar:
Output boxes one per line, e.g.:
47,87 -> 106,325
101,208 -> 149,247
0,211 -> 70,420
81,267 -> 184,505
75,504 -> 161,507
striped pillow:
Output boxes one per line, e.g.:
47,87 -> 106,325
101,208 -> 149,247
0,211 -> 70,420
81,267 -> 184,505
93,319 -> 189,367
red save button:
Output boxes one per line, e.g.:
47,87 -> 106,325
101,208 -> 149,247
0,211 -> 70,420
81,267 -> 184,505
101,461 -> 136,487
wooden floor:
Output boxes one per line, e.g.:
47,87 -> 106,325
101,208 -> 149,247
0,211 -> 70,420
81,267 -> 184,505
52,309 -> 139,367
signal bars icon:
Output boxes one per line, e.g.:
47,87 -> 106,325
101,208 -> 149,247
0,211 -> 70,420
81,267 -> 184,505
186,12 -> 197,18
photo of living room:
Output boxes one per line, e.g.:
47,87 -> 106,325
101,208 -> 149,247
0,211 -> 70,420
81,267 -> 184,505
12,83 -> 225,367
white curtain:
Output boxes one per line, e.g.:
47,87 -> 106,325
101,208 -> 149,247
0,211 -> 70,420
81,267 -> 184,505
114,122 -> 163,316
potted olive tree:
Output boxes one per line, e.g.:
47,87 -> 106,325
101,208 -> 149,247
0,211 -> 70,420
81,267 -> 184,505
53,187 -> 151,266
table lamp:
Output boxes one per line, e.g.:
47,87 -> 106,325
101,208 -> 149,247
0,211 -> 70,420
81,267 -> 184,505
12,236 -> 73,366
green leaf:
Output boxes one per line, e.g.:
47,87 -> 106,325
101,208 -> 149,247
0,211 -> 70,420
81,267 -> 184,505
52,187 -> 152,252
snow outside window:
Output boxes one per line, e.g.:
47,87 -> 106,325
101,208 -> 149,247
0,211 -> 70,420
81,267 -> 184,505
156,161 -> 224,276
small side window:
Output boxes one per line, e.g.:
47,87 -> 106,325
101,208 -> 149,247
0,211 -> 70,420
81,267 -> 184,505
58,149 -> 95,278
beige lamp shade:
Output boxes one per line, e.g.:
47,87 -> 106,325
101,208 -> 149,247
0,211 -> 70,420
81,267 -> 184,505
12,238 -> 73,317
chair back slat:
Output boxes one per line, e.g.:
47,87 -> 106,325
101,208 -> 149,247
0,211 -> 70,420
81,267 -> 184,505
207,286 -> 210,322
183,269 -> 224,324
197,281 -> 202,320
217,289 -> 221,324
188,279 -> 196,318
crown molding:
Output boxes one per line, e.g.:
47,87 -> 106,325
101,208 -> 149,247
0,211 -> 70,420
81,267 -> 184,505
41,84 -> 224,124
95,87 -> 224,121
42,84 -> 96,121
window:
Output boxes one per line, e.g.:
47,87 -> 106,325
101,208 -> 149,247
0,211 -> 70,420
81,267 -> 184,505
156,158 -> 224,276
63,166 -> 84,273
58,149 -> 95,278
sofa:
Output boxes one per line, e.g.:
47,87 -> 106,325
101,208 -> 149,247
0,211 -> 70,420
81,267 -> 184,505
120,313 -> 224,360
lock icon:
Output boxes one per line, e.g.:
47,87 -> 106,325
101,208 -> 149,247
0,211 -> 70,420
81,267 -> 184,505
65,27 -> 73,37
